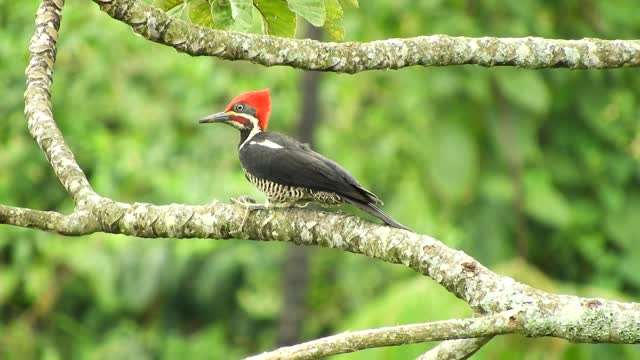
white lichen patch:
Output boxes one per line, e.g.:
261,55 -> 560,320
399,245 -> 415,267
468,39 -> 480,52
330,231 -> 345,248
198,211 -> 217,233
300,227 -> 313,243
563,46 -> 580,66
516,43 -> 531,62
554,301 -> 587,326
122,210 -> 138,227
585,41 -> 603,67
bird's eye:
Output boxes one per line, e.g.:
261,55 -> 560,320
234,104 -> 245,112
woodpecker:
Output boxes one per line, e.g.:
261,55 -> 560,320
199,89 -> 411,231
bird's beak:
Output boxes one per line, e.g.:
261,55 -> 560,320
199,112 -> 231,124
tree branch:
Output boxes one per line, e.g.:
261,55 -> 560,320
91,0 -> 640,73
3,197 -> 640,345
0,205 -> 98,235
416,338 -> 492,360
26,0 -> 98,206
6,0 -> 640,358
246,311 -> 522,360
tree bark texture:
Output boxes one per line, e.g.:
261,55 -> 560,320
92,0 -> 640,73
2,0 -> 640,359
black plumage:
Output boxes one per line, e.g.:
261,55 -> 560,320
238,132 -> 412,231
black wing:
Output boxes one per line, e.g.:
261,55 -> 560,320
239,132 -> 381,205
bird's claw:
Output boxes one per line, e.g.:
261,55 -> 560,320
232,195 -> 257,204
231,195 -> 265,210
231,197 -> 309,210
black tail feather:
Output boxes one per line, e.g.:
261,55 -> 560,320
345,199 -> 414,232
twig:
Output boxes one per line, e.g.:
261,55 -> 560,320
3,1 -> 640,357
247,311 -> 522,360
416,337 -> 492,360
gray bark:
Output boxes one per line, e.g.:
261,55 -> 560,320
3,0 -> 640,359
92,0 -> 640,73
416,338 -> 492,360
249,311 -> 522,360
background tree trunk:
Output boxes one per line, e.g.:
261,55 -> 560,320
277,24 -> 323,347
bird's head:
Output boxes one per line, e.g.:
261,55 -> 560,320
199,89 -> 271,132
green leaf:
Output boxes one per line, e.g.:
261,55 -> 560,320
193,251 -> 242,308
338,0 -> 358,8
288,0 -> 326,26
187,0 -> 233,29
229,0 -> 254,31
606,193 -> 640,250
480,172 -> 514,204
211,0 -> 234,29
119,244 -> 169,312
254,0 -> 297,37
619,248 -> 640,290
25,265 -> 50,301
166,0 -> 190,21
323,0 -> 344,40
495,69 -> 550,115
153,0 -> 184,11
189,0 -> 215,27
427,121 -> 478,205
523,170 -> 571,227
0,268 -> 18,305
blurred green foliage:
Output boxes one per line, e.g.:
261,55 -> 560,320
148,0 -> 355,39
1,0 -> 639,359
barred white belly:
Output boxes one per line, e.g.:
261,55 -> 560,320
244,171 -> 342,205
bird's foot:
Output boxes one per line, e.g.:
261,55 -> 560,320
231,197 -> 310,210
264,200 -> 309,209
231,195 -> 266,210
233,195 -> 257,204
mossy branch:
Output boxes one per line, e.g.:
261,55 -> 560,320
3,0 -> 640,359
247,311 -> 523,360
92,0 -> 640,73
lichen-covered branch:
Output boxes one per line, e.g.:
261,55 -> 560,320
246,311 -> 522,360
5,0 -> 640,359
91,0 -> 640,73
2,198 -> 640,345
0,205 -> 98,235
417,338 -> 492,360
25,0 -> 97,205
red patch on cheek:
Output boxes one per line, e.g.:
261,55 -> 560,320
231,115 -> 249,125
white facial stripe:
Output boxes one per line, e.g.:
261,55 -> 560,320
235,113 -> 262,150
239,127 -> 260,150
249,140 -> 284,149
239,123 -> 261,151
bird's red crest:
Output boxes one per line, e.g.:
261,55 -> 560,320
225,89 -> 271,131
